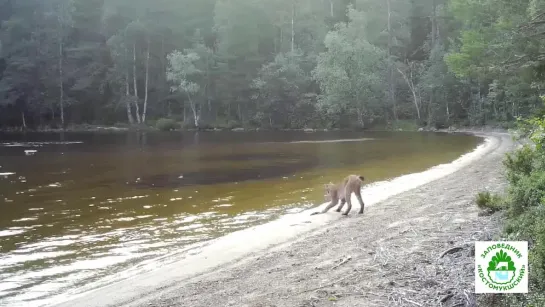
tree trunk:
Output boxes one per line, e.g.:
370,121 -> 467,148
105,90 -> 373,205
227,102 -> 231,120
357,107 -> 364,128
414,92 -> 421,120
280,28 -> 283,51
205,53 -> 212,112
478,80 -> 483,124
431,0 -> 437,49
491,93 -> 497,119
428,90 -> 434,127
429,0 -> 438,126
57,1 -> 66,129
330,0 -> 334,18
387,0 -> 397,121
512,101 -> 516,118
21,111 -> 26,130
396,65 -> 420,120
194,112 -> 200,128
142,38 -> 150,123
133,43 -> 141,123
183,101 -> 187,123
291,1 -> 295,53
274,27 -> 278,53
446,100 -> 450,123
161,35 -> 166,96
59,36 -> 65,129
125,69 -> 134,124
187,94 -> 199,128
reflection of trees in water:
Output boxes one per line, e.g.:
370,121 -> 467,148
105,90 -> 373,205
131,156 -> 319,188
200,152 -> 292,162
124,131 -> 148,148
140,132 -> 147,147
193,131 -> 199,145
313,140 -> 371,169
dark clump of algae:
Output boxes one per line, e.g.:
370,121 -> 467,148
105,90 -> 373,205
0,130 -> 481,307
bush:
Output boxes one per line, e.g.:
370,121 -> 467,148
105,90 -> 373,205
180,121 -> 195,129
529,207 -> 545,289
504,145 -> 536,185
479,113 -> 545,305
475,191 -> 505,212
213,119 -> 242,130
502,154 -> 545,291
504,205 -> 545,291
508,170 -> 545,216
156,118 -> 179,131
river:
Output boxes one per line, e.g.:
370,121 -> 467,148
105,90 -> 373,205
0,130 -> 481,307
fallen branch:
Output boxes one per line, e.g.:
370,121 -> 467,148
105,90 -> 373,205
297,271 -> 358,294
402,298 -> 423,307
335,292 -> 366,298
331,256 -> 352,270
438,246 -> 465,259
439,293 -> 454,303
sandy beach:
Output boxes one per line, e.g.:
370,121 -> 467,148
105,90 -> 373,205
49,131 -> 515,307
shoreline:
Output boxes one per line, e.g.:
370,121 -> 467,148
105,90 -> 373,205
0,124 -> 510,134
45,131 -> 510,307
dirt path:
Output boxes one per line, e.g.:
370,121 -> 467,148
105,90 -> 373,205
93,132 -> 509,307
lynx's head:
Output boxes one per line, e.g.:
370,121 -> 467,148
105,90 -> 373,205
324,183 -> 335,201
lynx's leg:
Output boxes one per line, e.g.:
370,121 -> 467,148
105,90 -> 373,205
342,194 -> 352,215
356,191 -> 365,214
321,199 -> 338,213
335,199 -> 346,212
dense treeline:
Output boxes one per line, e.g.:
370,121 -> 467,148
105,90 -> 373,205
1,0 -> 544,130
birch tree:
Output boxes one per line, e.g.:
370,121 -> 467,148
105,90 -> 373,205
166,50 -> 202,128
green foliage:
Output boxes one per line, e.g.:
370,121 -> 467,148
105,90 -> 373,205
391,120 -> 419,131
475,191 -> 505,212
504,145 -> 537,185
251,50 -> 314,128
313,6 -> 387,128
491,112 -> 545,303
155,118 -> 178,131
1,0 -> 544,131
445,30 -> 489,79
507,169 -> 545,216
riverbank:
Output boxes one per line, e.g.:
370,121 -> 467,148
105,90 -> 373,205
0,122 -> 513,134
46,131 -> 515,307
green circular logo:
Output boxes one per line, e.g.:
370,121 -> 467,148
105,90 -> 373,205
477,246 -> 526,291
486,249 -> 516,285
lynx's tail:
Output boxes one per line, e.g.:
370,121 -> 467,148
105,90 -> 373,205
358,175 -> 365,181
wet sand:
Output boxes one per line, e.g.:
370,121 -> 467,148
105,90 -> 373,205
49,131 -> 514,307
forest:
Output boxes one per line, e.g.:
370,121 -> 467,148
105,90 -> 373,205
1,0 -> 545,131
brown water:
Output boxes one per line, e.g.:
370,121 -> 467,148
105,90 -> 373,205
0,130 -> 481,307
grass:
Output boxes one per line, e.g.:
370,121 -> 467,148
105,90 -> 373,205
475,191 -> 506,213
